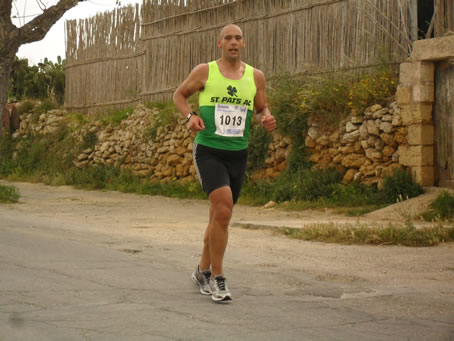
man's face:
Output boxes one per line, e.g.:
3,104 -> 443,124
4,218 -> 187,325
218,25 -> 245,59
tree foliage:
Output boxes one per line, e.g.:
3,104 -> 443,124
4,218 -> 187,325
8,56 -> 65,105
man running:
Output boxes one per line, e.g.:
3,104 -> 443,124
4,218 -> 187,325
173,24 -> 276,302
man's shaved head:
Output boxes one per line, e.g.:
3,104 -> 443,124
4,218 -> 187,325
218,24 -> 243,40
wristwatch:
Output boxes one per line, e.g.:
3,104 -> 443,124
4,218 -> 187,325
186,111 -> 198,123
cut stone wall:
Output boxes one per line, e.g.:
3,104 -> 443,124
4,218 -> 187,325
395,34 -> 454,186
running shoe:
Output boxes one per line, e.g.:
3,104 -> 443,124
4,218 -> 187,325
210,275 -> 232,302
192,265 -> 212,295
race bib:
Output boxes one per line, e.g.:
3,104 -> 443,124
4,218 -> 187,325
214,103 -> 247,137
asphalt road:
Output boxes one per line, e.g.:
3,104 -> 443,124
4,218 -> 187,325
0,181 -> 453,340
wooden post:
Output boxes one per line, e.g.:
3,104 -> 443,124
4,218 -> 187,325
409,0 -> 418,41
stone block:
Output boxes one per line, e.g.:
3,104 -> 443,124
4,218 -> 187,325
407,124 -> 434,145
396,85 -> 412,105
400,103 -> 433,125
343,168 -> 358,184
341,154 -> 367,169
399,62 -> 414,83
380,133 -> 396,147
305,135 -> 316,148
382,145 -> 396,157
365,148 -> 382,160
394,127 -> 408,144
379,122 -> 394,134
398,145 -> 434,166
412,35 -> 454,62
412,83 -> 434,103
411,166 -> 435,186
392,114 -> 402,126
400,61 -> 435,84
366,120 -> 379,136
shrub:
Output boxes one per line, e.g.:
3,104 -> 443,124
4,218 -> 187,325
0,133 -> 16,175
0,185 -> 19,203
247,121 -> 272,172
81,132 -> 98,150
297,66 -> 397,129
421,191 -> 454,221
16,100 -> 36,115
250,168 -> 343,203
347,67 -> 397,114
269,75 -> 308,138
32,99 -> 58,122
379,168 -> 424,204
328,181 -> 380,206
298,74 -> 351,127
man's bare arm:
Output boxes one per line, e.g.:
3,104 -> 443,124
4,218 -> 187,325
173,64 -> 208,131
253,68 -> 276,132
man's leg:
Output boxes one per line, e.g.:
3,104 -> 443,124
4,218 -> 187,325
207,186 -> 233,277
199,206 -> 213,271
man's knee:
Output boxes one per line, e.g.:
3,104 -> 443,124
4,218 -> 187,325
213,203 -> 232,226
209,186 -> 234,226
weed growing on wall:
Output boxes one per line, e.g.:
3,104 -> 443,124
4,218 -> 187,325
16,100 -> 36,115
347,67 -> 397,114
247,119 -> 272,172
31,99 -> 58,123
144,101 -> 179,141
268,75 -> 310,172
94,107 -> 134,126
298,66 -> 397,128
269,76 -> 308,137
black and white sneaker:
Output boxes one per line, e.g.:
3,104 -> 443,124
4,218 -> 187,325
210,275 -> 232,302
191,265 -> 212,295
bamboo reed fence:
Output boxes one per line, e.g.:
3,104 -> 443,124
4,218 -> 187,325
65,4 -> 143,111
434,0 -> 454,37
64,0 -> 450,114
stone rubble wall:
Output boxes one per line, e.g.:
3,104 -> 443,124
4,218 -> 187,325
305,101 -> 407,185
251,101 -> 407,185
12,101 -> 409,185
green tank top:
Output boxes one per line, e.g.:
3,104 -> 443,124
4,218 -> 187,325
195,61 -> 256,151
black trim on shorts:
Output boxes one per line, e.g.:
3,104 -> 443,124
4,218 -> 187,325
193,143 -> 248,204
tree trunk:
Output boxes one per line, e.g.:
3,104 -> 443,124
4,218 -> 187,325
0,0 -> 80,138
0,56 -> 16,139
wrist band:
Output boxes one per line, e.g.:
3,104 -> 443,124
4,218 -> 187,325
186,111 -> 198,123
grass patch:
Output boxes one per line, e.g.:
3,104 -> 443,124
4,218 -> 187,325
421,191 -> 454,222
0,185 -> 20,203
241,168 -> 423,210
334,206 -> 384,217
281,223 -> 454,247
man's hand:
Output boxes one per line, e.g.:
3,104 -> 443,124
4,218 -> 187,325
261,114 -> 276,132
188,115 -> 205,132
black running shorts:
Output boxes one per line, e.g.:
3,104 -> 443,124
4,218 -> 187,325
193,143 -> 248,204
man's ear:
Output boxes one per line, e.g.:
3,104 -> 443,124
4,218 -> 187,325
217,39 -> 223,48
